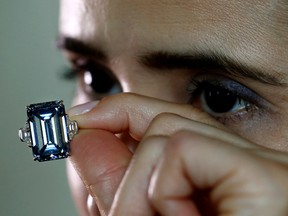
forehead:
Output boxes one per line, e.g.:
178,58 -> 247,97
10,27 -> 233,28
60,0 -> 288,72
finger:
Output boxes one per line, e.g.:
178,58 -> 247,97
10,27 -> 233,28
149,131 -> 288,216
108,113 -> 252,216
66,160 -> 99,216
87,195 -> 101,216
250,148 -> 288,164
68,93 -> 224,141
109,136 -> 167,216
70,129 -> 133,215
144,112 -> 255,149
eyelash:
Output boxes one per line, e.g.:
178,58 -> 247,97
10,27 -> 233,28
187,76 -> 264,124
61,66 -> 78,80
62,61 -> 122,97
62,61 -> 268,125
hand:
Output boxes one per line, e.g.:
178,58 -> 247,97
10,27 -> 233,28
68,93 -> 288,216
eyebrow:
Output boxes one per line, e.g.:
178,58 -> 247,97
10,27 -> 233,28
139,51 -> 286,86
57,36 -> 285,87
56,36 -> 107,61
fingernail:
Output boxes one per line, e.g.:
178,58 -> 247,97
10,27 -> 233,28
68,101 -> 99,116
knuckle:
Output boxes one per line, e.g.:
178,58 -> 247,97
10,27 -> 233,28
148,113 -> 192,136
149,187 -> 164,205
141,134 -> 167,145
151,112 -> 182,127
147,113 -> 182,136
171,130 -> 195,141
168,130 -> 201,151
153,112 -> 176,121
138,134 -> 167,154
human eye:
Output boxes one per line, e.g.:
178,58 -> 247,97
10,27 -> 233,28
187,74 -> 270,125
63,59 -> 122,100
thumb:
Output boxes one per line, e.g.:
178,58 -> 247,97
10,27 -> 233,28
70,129 -> 132,215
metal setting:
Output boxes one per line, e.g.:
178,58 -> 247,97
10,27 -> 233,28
18,100 -> 78,162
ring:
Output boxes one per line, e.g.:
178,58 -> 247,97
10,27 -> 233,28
18,100 -> 78,162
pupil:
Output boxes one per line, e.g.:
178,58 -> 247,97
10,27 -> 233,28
90,69 -> 115,94
204,85 -> 238,113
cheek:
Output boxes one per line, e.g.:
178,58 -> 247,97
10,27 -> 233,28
232,112 -> 288,151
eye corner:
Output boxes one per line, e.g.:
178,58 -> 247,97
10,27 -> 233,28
187,74 -> 268,124
74,61 -> 122,97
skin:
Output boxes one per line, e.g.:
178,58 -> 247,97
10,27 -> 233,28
59,0 -> 288,215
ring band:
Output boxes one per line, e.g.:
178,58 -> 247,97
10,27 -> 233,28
18,100 -> 78,162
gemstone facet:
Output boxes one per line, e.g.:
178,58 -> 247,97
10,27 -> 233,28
25,100 -> 72,162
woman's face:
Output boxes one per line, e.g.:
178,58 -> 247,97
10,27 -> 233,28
59,0 -> 288,150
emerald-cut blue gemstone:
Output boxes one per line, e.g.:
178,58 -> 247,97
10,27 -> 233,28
26,100 -> 70,162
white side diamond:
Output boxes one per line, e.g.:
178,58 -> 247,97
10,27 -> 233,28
19,122 -> 32,146
67,118 -> 78,141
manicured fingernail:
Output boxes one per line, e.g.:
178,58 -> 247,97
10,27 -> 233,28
68,101 -> 99,116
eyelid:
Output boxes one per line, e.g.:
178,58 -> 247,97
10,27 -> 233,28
68,58 -> 112,76
188,74 -> 269,109
60,57 -> 88,79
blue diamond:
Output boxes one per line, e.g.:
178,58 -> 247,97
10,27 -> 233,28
26,100 -> 70,162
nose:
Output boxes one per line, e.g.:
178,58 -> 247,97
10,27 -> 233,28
119,72 -> 191,104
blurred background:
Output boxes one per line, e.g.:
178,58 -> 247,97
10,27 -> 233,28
0,1 -> 78,215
